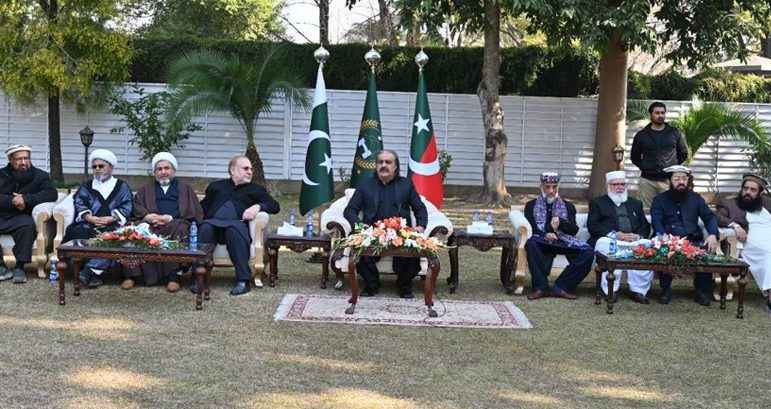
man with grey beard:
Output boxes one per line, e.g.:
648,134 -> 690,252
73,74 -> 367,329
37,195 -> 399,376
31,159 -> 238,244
128,152 -> 203,292
524,172 -> 593,300
587,171 -> 652,303
0,144 -> 57,283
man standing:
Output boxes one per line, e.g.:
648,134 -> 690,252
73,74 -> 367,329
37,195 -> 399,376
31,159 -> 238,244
524,172 -> 594,300
587,171 -> 653,303
198,155 -> 280,295
344,150 -> 428,299
128,152 -> 204,292
0,144 -> 57,283
651,165 -> 718,306
631,101 -> 689,208
63,149 -> 133,288
716,173 -> 771,315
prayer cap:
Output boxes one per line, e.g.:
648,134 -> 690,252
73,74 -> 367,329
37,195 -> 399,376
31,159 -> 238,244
663,165 -> 690,175
605,170 -> 626,182
152,152 -> 178,171
540,172 -> 560,183
89,149 -> 118,167
742,173 -> 767,190
6,144 -> 31,157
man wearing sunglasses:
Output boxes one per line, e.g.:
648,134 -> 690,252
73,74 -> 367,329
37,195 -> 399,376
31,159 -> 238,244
0,144 -> 57,283
63,149 -> 133,288
587,171 -> 652,304
197,155 -> 280,295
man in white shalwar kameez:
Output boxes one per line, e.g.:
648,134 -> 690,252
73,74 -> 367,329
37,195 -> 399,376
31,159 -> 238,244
716,173 -> 771,315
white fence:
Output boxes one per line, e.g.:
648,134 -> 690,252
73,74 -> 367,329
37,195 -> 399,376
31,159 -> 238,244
1,83 -> 767,193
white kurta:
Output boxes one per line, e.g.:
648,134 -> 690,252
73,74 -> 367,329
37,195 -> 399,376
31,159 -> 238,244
595,237 -> 654,295
743,208 -> 771,293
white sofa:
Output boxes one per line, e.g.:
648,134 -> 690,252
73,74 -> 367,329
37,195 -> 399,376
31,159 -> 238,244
320,188 -> 453,289
508,208 -> 737,296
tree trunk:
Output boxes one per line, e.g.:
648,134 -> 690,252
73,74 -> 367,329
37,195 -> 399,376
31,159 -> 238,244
245,142 -> 266,186
48,92 -> 63,181
377,0 -> 397,45
588,33 -> 628,198
477,0 -> 511,206
318,0 -> 330,45
761,31 -> 771,58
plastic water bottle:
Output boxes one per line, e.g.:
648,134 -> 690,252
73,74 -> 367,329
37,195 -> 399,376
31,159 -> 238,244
190,221 -> 198,251
486,211 -> 494,226
609,230 -> 618,254
305,212 -> 314,237
289,210 -> 296,226
472,209 -> 480,223
49,259 -> 58,283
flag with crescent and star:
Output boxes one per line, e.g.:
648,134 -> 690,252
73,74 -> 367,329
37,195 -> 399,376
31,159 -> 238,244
349,71 -> 383,188
299,67 -> 334,216
407,69 -> 443,208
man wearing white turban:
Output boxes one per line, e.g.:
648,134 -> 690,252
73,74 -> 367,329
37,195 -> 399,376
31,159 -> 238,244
62,149 -> 133,288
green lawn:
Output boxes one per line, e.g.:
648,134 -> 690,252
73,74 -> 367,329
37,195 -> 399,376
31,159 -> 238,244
0,194 -> 768,409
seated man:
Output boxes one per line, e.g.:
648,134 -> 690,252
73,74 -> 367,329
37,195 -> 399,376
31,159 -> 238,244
127,152 -> 204,292
198,155 -> 279,295
0,144 -> 57,283
343,149 -> 428,299
716,173 -> 771,315
524,172 -> 593,300
651,165 -> 718,306
63,149 -> 133,288
587,171 -> 652,303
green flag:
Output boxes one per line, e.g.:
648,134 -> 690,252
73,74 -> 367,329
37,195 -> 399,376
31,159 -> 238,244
299,67 -> 334,216
349,71 -> 383,187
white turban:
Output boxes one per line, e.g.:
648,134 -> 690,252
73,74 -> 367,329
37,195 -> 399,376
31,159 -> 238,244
89,149 -> 118,167
6,144 -> 31,157
151,152 -> 178,171
663,165 -> 690,174
605,170 -> 626,182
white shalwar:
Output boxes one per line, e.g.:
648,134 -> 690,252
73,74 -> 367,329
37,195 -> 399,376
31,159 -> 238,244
742,208 -> 771,294
595,237 -> 654,295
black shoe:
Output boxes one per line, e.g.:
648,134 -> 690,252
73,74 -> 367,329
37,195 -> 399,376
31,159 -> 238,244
359,287 -> 379,297
398,288 -> 414,299
189,279 -> 199,294
629,291 -> 649,304
230,281 -> 250,296
0,265 -> 11,281
87,276 -> 103,289
659,287 -> 672,304
11,268 -> 27,284
695,290 -> 711,307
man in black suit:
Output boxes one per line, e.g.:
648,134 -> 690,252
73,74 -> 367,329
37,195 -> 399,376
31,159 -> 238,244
587,171 -> 653,303
344,150 -> 428,298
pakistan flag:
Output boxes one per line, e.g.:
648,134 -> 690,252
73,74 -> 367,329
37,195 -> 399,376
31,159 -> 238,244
299,67 -> 334,216
349,71 -> 383,188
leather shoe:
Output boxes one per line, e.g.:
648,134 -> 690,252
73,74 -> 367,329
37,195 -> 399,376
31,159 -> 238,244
527,289 -> 546,300
230,281 -> 251,296
189,280 -> 199,294
166,281 -> 180,293
629,291 -> 649,304
121,279 -> 135,290
11,268 -> 27,284
695,290 -> 711,307
359,287 -> 379,297
398,288 -> 414,299
659,287 -> 672,304
550,288 -> 577,300
87,276 -> 103,289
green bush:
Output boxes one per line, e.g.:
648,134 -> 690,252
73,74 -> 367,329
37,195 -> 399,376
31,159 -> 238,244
629,68 -> 771,103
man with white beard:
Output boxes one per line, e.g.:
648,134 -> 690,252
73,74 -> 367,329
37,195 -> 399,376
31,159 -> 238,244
524,172 -> 593,300
587,171 -> 653,303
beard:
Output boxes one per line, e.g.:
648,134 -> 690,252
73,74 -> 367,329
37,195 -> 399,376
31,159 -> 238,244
94,173 -> 112,183
669,182 -> 688,198
156,175 -> 174,187
542,191 -> 558,204
737,193 -> 764,213
607,189 -> 628,206
12,167 -> 33,184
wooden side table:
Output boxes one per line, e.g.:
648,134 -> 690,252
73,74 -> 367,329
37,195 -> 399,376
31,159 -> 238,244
447,229 -> 519,294
267,234 -> 340,288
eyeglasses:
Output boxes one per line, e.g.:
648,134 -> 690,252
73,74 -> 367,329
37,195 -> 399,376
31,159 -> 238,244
608,183 -> 627,187
672,176 -> 689,182
91,164 -> 106,169
241,166 -> 253,171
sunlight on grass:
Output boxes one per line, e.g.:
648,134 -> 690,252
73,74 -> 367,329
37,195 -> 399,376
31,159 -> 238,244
250,388 -> 422,409
561,366 -> 620,382
576,386 -> 674,401
0,317 -> 137,340
69,366 -> 167,390
495,389 -> 566,406
64,396 -> 143,409
273,353 -> 379,372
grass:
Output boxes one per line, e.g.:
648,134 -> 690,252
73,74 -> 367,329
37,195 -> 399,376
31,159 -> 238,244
1,193 -> 769,409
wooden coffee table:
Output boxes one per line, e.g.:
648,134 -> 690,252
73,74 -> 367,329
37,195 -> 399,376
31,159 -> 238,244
267,233 -> 341,288
447,229 -> 518,294
594,252 -> 750,318
56,240 -> 215,310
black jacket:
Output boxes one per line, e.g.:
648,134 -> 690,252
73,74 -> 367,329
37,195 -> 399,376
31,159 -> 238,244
344,175 -> 428,229
0,164 -> 57,219
200,179 -> 280,219
524,198 -> 580,237
587,195 -> 650,248
631,123 -> 688,181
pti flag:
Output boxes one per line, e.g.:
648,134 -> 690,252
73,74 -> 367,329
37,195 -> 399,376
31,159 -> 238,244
407,69 -> 443,208
349,71 -> 383,188
299,67 -> 334,216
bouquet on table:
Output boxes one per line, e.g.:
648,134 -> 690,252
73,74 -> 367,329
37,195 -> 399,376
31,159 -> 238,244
334,217 -> 448,256
92,223 -> 178,250
625,233 -> 706,264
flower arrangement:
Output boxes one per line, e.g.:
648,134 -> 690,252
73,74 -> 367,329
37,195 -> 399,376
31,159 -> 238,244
334,217 -> 448,256
92,223 -> 177,250
625,234 -> 706,263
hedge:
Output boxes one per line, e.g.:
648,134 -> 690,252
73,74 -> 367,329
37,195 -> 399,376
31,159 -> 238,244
130,37 -> 771,102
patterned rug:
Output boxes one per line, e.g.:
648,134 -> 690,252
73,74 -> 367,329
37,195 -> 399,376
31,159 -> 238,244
274,294 -> 532,329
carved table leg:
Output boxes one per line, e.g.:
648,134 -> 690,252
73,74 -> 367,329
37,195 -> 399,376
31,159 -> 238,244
195,265 -> 205,310
268,246 -> 278,287
204,259 -> 213,301
426,257 -> 439,318
73,259 -> 82,297
320,248 -> 330,289
345,257 -> 358,314
606,269 -> 616,314
500,245 -> 514,295
447,243 -> 459,293
58,260 -> 67,306
737,272 -> 747,319
594,266 -> 603,305
720,273 -> 728,310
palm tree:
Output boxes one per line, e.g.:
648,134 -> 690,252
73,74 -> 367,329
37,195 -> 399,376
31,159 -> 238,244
165,45 -> 311,184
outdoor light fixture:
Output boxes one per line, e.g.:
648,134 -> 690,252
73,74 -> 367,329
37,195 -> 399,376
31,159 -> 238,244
612,143 -> 624,170
79,126 -> 94,179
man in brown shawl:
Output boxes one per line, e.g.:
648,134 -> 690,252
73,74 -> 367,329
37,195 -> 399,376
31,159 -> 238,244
126,152 -> 203,292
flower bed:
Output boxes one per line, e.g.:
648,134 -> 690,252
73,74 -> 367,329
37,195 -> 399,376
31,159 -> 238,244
334,217 -> 448,256
92,223 -> 177,250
